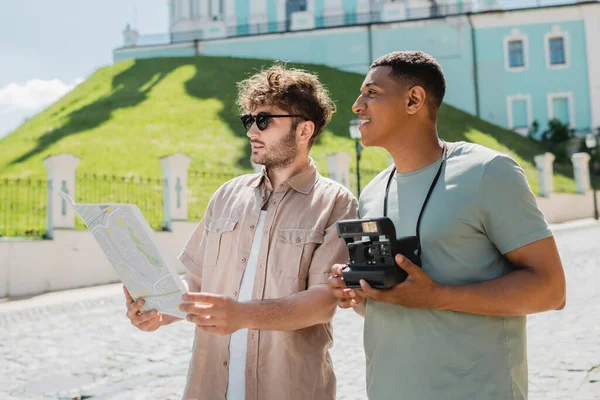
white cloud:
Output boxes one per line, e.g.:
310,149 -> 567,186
0,78 -> 81,115
0,77 -> 82,138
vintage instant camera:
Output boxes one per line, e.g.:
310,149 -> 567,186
336,217 -> 422,289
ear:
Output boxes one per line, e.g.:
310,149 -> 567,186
297,120 -> 315,145
406,86 -> 427,115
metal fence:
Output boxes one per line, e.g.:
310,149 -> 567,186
76,173 -> 164,231
130,0 -> 591,47
0,178 -> 47,238
0,166 -> 455,238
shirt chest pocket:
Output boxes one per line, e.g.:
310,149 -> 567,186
271,228 -> 324,279
203,218 -> 238,267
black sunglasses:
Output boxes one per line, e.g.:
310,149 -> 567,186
240,113 -> 305,131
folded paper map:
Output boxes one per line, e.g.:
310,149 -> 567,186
60,191 -> 188,318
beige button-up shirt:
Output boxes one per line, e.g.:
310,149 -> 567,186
178,160 -> 358,400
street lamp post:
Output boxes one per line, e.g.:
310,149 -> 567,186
585,131 -> 599,220
349,119 -> 364,195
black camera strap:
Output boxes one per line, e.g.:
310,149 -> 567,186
383,141 -> 447,258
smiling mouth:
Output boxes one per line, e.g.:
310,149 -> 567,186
358,119 -> 371,130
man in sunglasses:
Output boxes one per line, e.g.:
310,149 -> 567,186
328,51 -> 566,399
124,63 -> 358,400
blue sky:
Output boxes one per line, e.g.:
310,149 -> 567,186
0,0 -> 167,138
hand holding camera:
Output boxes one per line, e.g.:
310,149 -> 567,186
331,217 -> 444,309
336,217 -> 422,289
328,264 -> 366,309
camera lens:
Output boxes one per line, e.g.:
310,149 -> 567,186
363,246 -> 376,261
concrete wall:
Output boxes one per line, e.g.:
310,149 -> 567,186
0,221 -> 198,299
114,43 -> 196,63
537,191 -> 600,224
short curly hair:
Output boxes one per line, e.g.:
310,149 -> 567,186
236,63 -> 335,146
371,51 -> 446,111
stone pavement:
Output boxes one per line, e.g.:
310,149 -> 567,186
1,220 -> 599,400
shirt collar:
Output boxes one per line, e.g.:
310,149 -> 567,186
248,159 -> 318,195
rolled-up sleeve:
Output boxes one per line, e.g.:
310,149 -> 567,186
307,189 -> 359,287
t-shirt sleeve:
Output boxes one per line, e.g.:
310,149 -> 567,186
477,155 -> 553,255
307,189 -> 359,287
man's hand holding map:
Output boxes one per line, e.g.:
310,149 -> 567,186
60,191 -> 188,318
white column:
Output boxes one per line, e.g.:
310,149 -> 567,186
169,0 -> 177,26
571,152 -> 591,194
43,154 -> 81,235
277,0 -> 286,22
180,0 -> 190,19
534,153 -> 556,197
323,0 -> 343,15
327,152 -> 352,190
356,0 -> 371,13
198,0 -> 209,19
210,0 -> 220,18
160,154 -> 192,231
583,5 -> 600,129
225,0 -> 236,25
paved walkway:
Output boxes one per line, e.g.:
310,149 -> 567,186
1,220 -> 599,399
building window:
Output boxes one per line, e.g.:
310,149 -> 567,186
547,92 -> 575,128
504,29 -> 528,72
508,40 -> 525,68
549,38 -> 565,65
506,94 -> 532,136
545,26 -> 570,70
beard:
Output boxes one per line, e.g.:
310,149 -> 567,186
251,127 -> 298,170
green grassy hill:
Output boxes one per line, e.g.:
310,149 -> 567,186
0,55 -> 580,195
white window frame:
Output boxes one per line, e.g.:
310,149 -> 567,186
504,28 -> 529,72
506,94 -> 533,136
545,25 -> 570,70
547,92 -> 575,128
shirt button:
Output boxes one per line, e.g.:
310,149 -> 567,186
223,361 -> 228,367
233,291 -> 238,297
250,224 -> 255,230
241,257 -> 247,263
296,237 -> 301,243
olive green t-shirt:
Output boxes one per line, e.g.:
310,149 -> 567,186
359,142 -> 552,400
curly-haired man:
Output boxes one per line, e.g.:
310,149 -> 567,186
124,63 -> 358,400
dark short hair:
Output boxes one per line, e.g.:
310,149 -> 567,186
371,51 -> 446,110
236,62 -> 335,146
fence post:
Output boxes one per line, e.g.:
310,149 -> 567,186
534,152 -> 555,197
160,153 -> 191,231
43,154 -> 81,237
327,152 -> 352,190
571,152 -> 591,194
